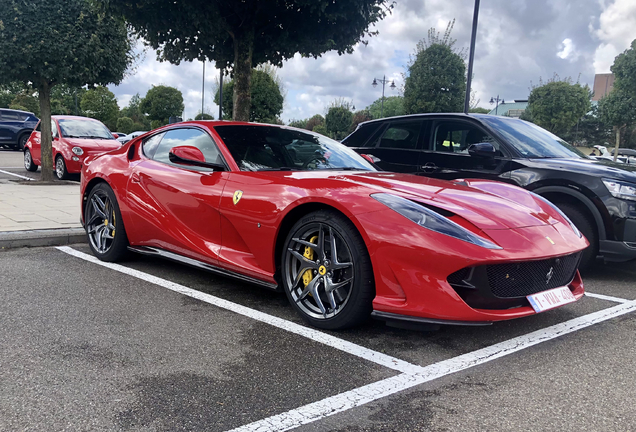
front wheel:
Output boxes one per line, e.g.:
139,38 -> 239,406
85,183 -> 129,262
24,149 -> 38,172
55,155 -> 68,180
281,210 -> 374,330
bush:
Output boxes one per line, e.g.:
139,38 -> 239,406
116,117 -> 134,134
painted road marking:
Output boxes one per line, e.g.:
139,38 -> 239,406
0,168 -> 34,181
56,246 -> 636,432
229,299 -> 636,432
585,292 -> 631,304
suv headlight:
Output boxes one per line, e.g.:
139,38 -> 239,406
531,193 -> 582,238
602,178 -> 636,202
371,193 -> 502,249
72,147 -> 84,156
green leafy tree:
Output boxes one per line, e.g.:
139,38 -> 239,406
367,96 -> 404,119
116,117 -> 134,134
312,124 -> 329,136
350,110 -> 373,132
403,21 -> 467,114
81,86 -> 120,130
612,39 -> 636,99
140,85 -> 185,126
599,86 -> 636,156
469,107 -> 490,114
10,93 -> 39,116
0,0 -> 132,181
288,119 -> 308,129
526,76 -> 591,136
51,84 -> 86,116
131,122 -> 147,132
0,83 -> 26,108
325,101 -> 354,140
105,0 -> 391,121
214,69 -> 283,122
306,114 -> 325,131
120,93 -> 150,129
195,113 -> 214,120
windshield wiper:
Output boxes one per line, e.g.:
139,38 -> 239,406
257,167 -> 299,171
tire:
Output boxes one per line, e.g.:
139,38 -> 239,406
55,155 -> 68,180
18,134 -> 29,151
281,209 -> 374,330
85,182 -> 129,262
24,148 -> 38,172
556,202 -> 598,271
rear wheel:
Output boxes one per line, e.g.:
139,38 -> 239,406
24,149 -> 38,172
18,134 -> 29,151
281,210 -> 374,330
556,202 -> 597,270
55,155 -> 68,180
85,183 -> 129,262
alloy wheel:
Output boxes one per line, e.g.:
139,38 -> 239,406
86,190 -> 117,254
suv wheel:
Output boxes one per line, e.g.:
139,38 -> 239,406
18,134 -> 29,151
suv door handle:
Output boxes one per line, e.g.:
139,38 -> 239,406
421,162 -> 438,173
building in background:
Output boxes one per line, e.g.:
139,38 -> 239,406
592,73 -> 615,101
487,100 -> 528,118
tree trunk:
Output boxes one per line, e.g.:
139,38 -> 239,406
38,82 -> 54,182
232,28 -> 255,121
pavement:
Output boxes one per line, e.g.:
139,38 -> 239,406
0,149 -> 86,248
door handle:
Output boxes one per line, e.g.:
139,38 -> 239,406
131,172 -> 141,183
421,162 -> 438,173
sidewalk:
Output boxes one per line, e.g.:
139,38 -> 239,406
0,180 -> 86,248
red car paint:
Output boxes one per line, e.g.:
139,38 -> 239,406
25,115 -> 122,176
80,121 -> 588,324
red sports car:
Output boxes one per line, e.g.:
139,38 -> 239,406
80,121 -> 588,329
24,115 -> 122,180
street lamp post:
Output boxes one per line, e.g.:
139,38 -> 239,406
489,95 -> 505,115
372,76 -> 396,118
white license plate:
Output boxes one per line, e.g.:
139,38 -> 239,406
527,286 -> 577,313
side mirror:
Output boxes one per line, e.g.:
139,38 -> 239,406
468,142 -> 497,158
361,154 -> 381,164
168,146 -> 225,171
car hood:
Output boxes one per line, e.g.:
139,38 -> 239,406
525,157 -> 636,182
339,172 -> 561,231
64,138 -> 122,150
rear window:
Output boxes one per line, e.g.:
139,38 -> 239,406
342,123 -> 380,148
1,110 -> 20,121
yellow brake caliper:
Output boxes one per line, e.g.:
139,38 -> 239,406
302,236 -> 318,287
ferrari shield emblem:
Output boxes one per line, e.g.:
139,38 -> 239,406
546,236 -> 555,245
233,190 -> 243,205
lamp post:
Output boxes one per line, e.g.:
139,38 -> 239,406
464,0 -> 481,114
489,95 -> 505,115
372,76 -> 396,118
201,61 -> 205,117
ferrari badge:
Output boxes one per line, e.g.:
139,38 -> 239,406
233,190 -> 243,205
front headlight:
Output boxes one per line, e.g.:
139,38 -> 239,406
371,193 -> 502,249
531,193 -> 582,238
72,146 -> 84,156
602,178 -> 636,202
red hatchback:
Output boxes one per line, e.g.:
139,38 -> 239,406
24,115 -> 123,180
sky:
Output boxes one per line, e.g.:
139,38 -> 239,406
108,0 -> 636,123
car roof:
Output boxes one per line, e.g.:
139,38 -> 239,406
354,112 -> 518,128
1,108 -> 35,116
52,115 -> 103,121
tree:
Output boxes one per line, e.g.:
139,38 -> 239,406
105,0 -> 391,121
0,0 -> 132,181
81,86 -> 120,130
120,93 -> 150,129
0,83 -> 26,108
51,84 -> 86,116
214,69 -> 283,122
10,93 -> 39,116
469,107 -> 490,114
367,96 -> 404,119
612,39 -> 636,99
526,76 -> 591,137
288,119 -> 308,129
325,100 -> 354,140
403,21 -> 466,115
350,110 -> 373,132
116,117 -> 134,134
306,114 -> 325,132
195,113 -> 214,120
140,85 -> 185,127
313,124 -> 329,136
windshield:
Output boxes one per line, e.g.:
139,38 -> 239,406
214,125 -> 376,172
480,116 -> 588,159
58,118 -> 114,139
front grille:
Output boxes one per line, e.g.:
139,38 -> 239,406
447,252 -> 582,310
487,252 -> 581,298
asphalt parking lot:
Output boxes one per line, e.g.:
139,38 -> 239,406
1,243 -> 635,432
0,148 -> 41,181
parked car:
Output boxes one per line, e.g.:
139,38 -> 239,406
0,108 -> 39,150
24,115 -> 122,180
80,121 -> 587,330
342,114 -> 636,269
117,130 -> 147,144
612,148 -> 636,165
111,132 -> 127,139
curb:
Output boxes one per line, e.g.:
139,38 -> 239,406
0,228 -> 87,250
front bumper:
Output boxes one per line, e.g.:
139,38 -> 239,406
599,239 -> 636,262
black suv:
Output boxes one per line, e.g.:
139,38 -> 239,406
343,113 -> 636,269
0,108 -> 39,150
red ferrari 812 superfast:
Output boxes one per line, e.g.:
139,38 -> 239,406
80,121 -> 588,329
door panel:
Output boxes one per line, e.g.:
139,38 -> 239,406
368,120 -> 426,174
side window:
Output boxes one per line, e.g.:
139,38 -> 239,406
433,121 -> 499,154
142,132 -> 165,159
342,123 -> 380,148
375,121 -> 422,149
2,111 -> 19,121
51,121 -> 59,138
151,128 -> 223,171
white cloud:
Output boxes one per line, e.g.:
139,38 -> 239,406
557,38 -> 580,61
592,0 -> 636,73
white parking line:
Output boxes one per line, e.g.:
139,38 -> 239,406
56,246 -> 423,375
229,299 -> 636,432
56,246 -> 636,432
0,168 -> 33,181
585,292 -> 631,304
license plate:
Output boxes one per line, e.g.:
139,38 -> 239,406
527,286 -> 577,313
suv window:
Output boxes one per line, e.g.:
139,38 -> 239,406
151,128 -> 223,171
343,123 -> 380,147
374,121 -> 422,149
433,121 -> 499,154
1,110 -> 20,121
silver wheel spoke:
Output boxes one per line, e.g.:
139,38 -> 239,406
329,227 -> 351,270
288,249 -> 319,269
296,276 -> 327,317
